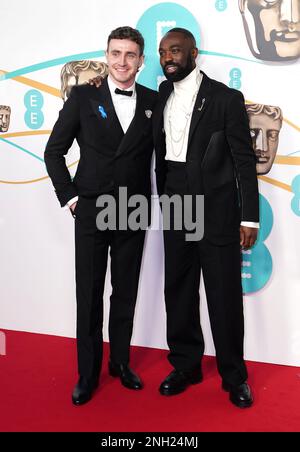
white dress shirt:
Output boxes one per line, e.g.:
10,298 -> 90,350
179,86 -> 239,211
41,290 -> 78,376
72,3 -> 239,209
107,75 -> 137,133
65,76 -> 137,210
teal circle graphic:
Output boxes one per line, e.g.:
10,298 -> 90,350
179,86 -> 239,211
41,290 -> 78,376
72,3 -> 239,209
257,193 -> 273,242
242,244 -> 272,294
291,174 -> 300,216
242,194 -> 273,294
24,90 -> 44,109
136,2 -> 201,90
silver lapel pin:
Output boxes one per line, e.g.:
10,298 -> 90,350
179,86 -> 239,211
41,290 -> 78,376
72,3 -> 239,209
145,110 -> 152,119
198,98 -> 206,112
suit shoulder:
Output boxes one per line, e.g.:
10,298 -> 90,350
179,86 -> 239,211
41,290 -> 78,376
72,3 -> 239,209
137,84 -> 158,108
137,83 -> 158,98
209,78 -> 245,102
159,79 -> 171,93
70,83 -> 99,98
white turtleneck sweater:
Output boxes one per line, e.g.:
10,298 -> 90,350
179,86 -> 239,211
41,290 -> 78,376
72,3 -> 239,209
164,67 -> 202,163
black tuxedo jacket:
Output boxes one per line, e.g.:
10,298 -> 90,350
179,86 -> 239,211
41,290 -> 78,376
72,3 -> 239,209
45,77 -> 157,209
153,71 -> 259,244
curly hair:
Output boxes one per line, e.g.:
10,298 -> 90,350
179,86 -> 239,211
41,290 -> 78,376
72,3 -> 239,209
107,26 -> 144,55
0,105 -> 11,112
246,103 -> 283,121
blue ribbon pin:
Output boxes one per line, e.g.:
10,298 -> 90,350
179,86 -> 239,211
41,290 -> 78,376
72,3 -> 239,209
98,105 -> 107,119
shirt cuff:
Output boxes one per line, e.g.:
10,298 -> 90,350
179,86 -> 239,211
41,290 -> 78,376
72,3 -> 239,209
240,221 -> 259,228
63,196 -> 78,211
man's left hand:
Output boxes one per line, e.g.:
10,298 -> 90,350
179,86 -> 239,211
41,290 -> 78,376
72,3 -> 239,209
240,226 -> 258,249
87,75 -> 103,88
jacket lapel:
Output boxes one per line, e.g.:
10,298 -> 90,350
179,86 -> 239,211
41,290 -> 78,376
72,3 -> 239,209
153,82 -> 173,146
187,71 -> 211,148
89,77 -> 124,140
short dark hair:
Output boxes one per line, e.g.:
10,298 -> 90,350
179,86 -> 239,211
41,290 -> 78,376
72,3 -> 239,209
107,26 -> 144,55
167,28 -> 196,47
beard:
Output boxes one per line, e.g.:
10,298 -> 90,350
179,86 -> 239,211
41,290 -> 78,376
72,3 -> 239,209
163,54 -> 195,82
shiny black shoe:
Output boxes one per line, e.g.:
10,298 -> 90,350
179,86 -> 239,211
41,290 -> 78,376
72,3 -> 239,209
72,376 -> 98,406
108,361 -> 143,390
222,381 -> 253,408
159,368 -> 203,396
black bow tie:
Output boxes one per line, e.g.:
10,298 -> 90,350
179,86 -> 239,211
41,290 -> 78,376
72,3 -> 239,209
115,88 -> 133,97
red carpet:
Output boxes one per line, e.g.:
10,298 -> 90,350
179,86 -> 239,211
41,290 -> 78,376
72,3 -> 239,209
0,329 -> 299,432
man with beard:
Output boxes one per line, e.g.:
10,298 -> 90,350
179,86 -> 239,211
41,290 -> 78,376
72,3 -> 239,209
153,28 -> 259,408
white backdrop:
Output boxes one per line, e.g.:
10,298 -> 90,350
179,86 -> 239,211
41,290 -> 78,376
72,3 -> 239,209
1,0 -> 300,366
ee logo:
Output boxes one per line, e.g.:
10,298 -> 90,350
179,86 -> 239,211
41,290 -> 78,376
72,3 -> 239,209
215,0 -> 228,12
24,90 -> 44,129
229,68 -> 242,89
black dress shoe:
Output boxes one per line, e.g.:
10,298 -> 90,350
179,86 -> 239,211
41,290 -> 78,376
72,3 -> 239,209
108,361 -> 143,390
72,376 -> 98,406
222,381 -> 253,408
159,368 -> 203,396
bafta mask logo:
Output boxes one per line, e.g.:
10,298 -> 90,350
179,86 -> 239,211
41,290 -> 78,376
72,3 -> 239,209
60,60 -> 108,101
0,105 -> 11,133
239,0 -> 300,61
246,103 -> 283,175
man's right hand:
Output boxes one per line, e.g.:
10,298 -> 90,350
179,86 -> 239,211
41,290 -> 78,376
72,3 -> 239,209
87,76 -> 103,88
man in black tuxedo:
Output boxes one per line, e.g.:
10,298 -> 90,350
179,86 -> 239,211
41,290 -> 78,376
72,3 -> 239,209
44,26 -> 157,405
154,28 -> 259,408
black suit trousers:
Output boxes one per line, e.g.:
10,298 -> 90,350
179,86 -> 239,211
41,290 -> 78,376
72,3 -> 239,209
163,162 -> 247,386
74,196 -> 145,379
